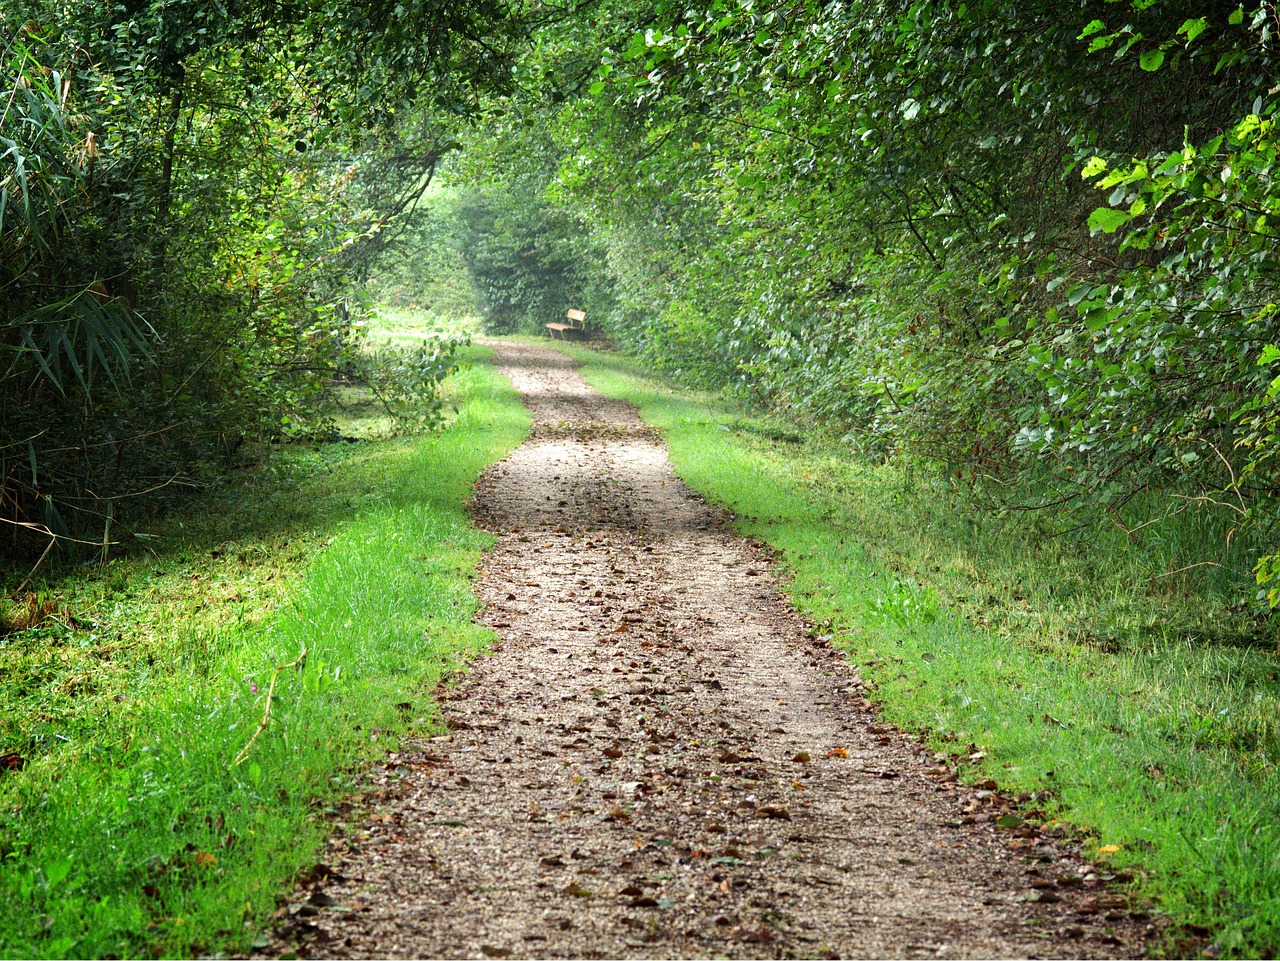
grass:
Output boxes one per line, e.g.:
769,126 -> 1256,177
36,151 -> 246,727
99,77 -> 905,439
552,340 -> 1280,959
0,341 -> 528,959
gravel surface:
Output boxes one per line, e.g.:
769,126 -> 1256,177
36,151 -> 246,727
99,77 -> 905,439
271,341 -> 1152,959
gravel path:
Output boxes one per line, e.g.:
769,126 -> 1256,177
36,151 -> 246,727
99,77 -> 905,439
277,342 -> 1150,959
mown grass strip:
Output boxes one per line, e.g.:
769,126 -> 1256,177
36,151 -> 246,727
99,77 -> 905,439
0,347 -> 528,959
557,342 -> 1280,959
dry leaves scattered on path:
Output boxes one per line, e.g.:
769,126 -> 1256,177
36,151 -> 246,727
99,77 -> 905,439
269,342 -> 1152,959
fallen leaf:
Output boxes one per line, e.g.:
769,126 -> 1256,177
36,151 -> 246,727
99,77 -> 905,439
753,803 -> 791,820
480,946 -> 512,958
826,747 -> 849,758
192,851 -> 217,868
996,813 -> 1023,829
739,925 -> 775,943
617,885 -> 644,897
1023,889 -> 1061,903
791,752 -> 811,763
603,747 -> 624,759
0,754 -> 25,773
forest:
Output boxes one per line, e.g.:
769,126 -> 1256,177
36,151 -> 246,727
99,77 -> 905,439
7,0 -> 1280,598
5,0 -> 1280,957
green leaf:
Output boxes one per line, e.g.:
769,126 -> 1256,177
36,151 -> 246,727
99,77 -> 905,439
1081,155 -> 1108,178
1139,49 -> 1165,71
1258,345 -> 1280,367
588,80 -> 605,95
1177,18 -> 1208,43
1079,19 -> 1106,38
1088,207 -> 1132,234
1229,7 -> 1244,25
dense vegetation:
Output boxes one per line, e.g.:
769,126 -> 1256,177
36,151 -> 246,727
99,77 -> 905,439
1,0 -> 518,561
421,0 -> 1280,606
14,0 -> 1277,590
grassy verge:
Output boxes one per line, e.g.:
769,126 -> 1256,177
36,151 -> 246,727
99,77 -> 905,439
554,341 -> 1280,958
0,343 -> 528,959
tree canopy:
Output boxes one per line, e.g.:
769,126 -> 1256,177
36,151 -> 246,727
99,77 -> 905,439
7,0 -> 1280,599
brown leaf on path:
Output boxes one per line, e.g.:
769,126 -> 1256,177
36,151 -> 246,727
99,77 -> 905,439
603,747 -> 624,758
480,946 -> 513,958
826,747 -> 849,758
791,751 -> 811,763
754,803 -> 791,820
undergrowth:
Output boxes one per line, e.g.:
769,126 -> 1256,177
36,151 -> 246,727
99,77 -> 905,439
556,341 -> 1280,959
0,341 -> 528,959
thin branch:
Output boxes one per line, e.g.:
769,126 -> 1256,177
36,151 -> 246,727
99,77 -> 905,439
1148,561 -> 1225,580
233,647 -> 310,767
14,537 -> 56,594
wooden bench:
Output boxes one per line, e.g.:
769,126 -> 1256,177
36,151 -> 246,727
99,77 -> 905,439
547,308 -> 588,340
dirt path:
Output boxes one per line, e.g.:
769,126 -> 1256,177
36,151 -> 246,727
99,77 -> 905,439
288,342 -> 1149,959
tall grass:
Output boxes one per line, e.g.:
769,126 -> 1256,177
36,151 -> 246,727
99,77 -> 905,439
0,348 -> 528,958
560,343 -> 1280,958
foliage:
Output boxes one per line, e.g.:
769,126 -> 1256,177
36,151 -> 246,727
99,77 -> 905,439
0,0 -> 521,561
467,0 -> 1280,601
356,331 -> 471,432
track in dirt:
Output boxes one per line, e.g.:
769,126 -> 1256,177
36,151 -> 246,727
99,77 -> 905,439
284,342 -> 1149,959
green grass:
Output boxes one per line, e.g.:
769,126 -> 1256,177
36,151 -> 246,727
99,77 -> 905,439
365,305 -> 480,348
554,342 -> 1280,959
0,345 -> 528,959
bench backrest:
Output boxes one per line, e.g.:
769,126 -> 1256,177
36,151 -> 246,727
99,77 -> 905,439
566,308 -> 586,329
